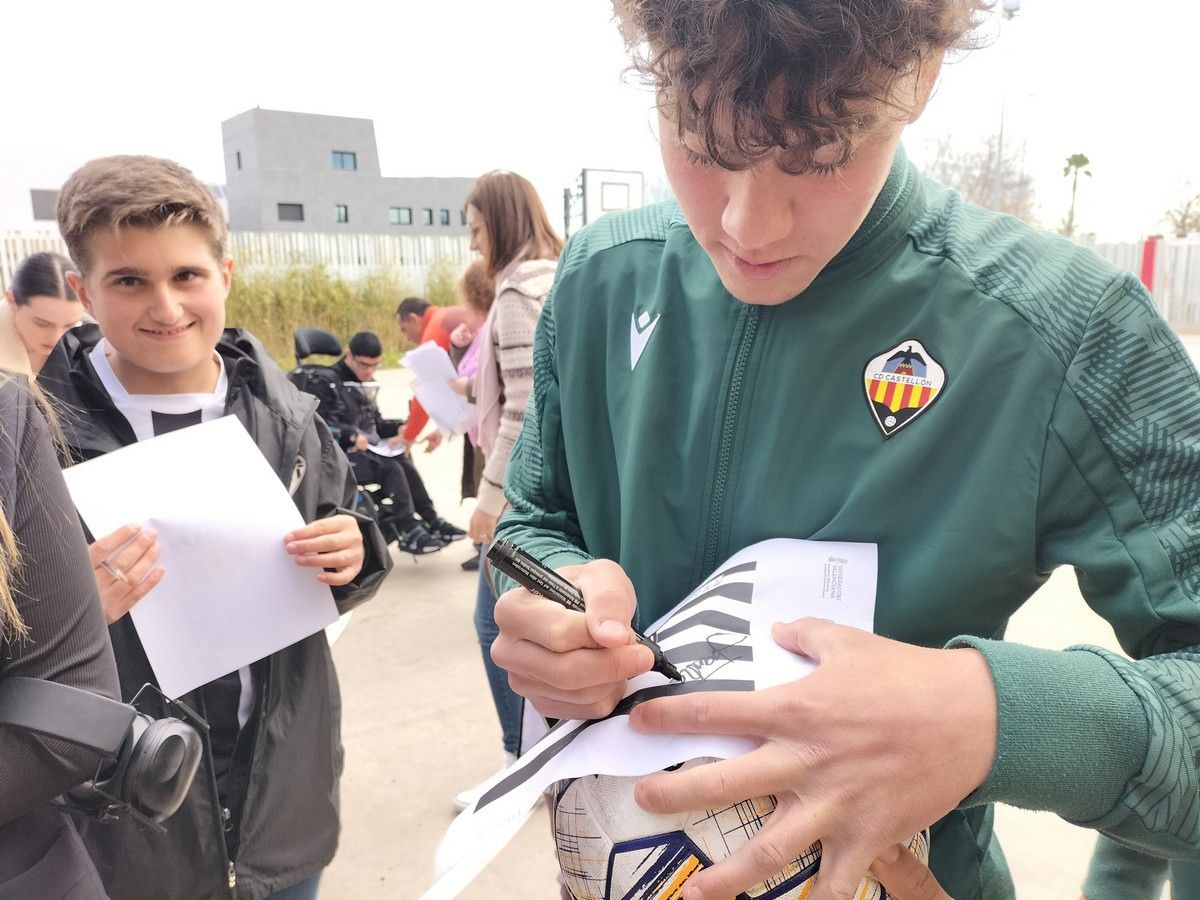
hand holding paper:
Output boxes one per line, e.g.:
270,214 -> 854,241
88,523 -> 165,624
401,343 -> 474,434
630,622 -> 997,900
429,539 -> 883,898
62,415 -> 340,699
285,514 -> 365,586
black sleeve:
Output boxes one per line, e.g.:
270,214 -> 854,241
311,412 -> 391,613
0,380 -> 120,826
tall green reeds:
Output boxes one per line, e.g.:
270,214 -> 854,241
225,255 -> 462,367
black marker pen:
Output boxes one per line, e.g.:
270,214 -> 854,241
487,538 -> 683,683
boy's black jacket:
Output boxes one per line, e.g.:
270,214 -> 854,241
40,325 -> 392,899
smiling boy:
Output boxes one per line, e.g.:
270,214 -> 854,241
489,2 -> 1200,898
40,155 -> 391,899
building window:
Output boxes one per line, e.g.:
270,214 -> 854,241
460,209 -> 467,226
335,204 -> 349,224
421,208 -> 433,225
277,203 -> 305,222
332,151 -> 357,171
389,206 -> 413,225
235,151 -> 242,170
439,209 -> 451,226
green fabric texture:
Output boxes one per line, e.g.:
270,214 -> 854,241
946,637 -> 1148,821
494,148 -> 1200,897
1082,835 -> 1168,899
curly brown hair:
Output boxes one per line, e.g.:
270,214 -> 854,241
57,155 -> 227,273
615,0 -> 987,173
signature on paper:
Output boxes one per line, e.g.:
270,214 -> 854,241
677,631 -> 750,682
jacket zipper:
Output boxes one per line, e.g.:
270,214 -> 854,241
701,305 -> 761,577
197,691 -> 238,897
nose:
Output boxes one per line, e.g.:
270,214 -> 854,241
147,283 -> 185,323
721,168 -> 793,254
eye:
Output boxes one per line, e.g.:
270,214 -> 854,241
808,160 -> 843,178
175,270 -> 201,282
115,276 -> 141,287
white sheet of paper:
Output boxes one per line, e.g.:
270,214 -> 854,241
366,442 -> 405,458
401,342 -> 474,433
425,538 -> 877,898
61,415 -> 340,699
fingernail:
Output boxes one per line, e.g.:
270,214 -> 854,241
681,886 -> 701,900
880,843 -> 903,864
597,619 -> 626,642
284,532 -> 296,543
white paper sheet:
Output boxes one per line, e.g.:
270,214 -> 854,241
401,342 -> 474,433
61,415 -> 340,699
366,442 -> 405,458
425,538 -> 877,898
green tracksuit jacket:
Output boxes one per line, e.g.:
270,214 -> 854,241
495,149 -> 1200,898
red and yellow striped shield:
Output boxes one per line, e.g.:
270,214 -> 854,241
863,339 -> 947,438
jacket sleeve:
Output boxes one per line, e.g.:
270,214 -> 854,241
0,381 -> 120,825
400,398 -> 430,444
492,285 -> 592,595
950,273 -> 1200,856
476,289 -> 545,518
311,413 -> 392,613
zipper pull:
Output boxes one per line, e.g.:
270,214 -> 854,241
228,861 -> 237,889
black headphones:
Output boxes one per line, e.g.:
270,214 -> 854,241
0,677 -> 204,827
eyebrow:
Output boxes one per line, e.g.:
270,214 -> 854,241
104,266 -> 149,279
103,264 -> 208,279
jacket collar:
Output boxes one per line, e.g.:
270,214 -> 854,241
811,144 -> 924,288
41,325 -> 316,456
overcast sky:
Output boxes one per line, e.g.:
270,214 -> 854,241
3,0 -> 1196,241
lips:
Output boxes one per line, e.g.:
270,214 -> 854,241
727,249 -> 792,281
139,322 -> 197,338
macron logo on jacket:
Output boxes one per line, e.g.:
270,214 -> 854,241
630,310 -> 662,370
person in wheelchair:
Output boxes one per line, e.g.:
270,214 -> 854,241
331,331 -> 466,555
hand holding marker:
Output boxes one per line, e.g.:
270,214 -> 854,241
487,539 -> 683,683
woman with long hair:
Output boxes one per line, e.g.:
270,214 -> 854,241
455,171 -> 562,809
1,252 -> 85,374
0,374 -> 119,895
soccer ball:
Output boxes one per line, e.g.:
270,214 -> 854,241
552,764 -> 929,900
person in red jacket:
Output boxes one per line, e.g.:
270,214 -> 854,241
395,296 -> 469,452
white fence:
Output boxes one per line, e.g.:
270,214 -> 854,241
0,230 -> 473,292
5,227 -> 1198,332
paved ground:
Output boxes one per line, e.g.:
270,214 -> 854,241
321,335 -> 1200,899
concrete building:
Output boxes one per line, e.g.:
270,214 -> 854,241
221,108 -> 473,236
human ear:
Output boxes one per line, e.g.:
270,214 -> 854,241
220,257 -> 234,292
65,271 -> 96,317
3,290 -> 14,310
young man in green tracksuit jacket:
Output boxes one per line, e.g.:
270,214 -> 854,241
487,2 -> 1200,899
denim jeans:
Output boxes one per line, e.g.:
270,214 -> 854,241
474,543 -> 523,756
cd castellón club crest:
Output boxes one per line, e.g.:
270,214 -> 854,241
863,339 -> 947,438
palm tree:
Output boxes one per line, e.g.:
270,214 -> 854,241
1061,153 -> 1091,238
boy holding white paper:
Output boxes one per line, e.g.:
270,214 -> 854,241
40,154 -> 391,900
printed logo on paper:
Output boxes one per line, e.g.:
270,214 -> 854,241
863,339 -> 946,438
630,310 -> 662,370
